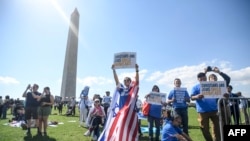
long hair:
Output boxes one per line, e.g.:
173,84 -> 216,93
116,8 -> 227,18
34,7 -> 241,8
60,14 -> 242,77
152,85 -> 160,92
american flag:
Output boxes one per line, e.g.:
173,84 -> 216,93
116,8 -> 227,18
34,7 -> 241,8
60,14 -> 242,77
98,83 -> 139,141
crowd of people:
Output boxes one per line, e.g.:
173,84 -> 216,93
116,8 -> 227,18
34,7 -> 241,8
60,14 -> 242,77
1,65 -> 249,141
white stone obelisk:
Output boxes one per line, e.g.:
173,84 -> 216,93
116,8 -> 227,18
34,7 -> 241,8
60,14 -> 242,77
60,8 -> 80,101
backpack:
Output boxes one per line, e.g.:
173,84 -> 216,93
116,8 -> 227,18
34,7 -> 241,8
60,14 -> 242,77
142,101 -> 150,116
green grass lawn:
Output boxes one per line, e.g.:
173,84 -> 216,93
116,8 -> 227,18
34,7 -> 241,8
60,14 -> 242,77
0,107 -> 205,141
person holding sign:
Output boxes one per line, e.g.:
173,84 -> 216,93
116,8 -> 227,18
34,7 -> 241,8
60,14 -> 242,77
205,66 -> 230,87
167,78 -> 190,136
190,72 -> 221,141
98,64 -> 139,141
206,66 -> 231,128
145,85 -> 162,141
111,63 -> 139,109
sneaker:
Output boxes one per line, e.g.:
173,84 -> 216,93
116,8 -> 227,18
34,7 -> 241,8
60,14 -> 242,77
84,130 -> 90,136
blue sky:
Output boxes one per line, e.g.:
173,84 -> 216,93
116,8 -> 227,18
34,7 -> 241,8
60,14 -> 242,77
0,0 -> 250,101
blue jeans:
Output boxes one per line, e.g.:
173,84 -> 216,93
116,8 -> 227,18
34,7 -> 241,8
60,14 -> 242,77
173,107 -> 189,135
148,115 -> 160,141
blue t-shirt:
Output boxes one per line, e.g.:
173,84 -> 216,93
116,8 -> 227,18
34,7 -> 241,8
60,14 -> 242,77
191,83 -> 218,113
117,82 -> 138,110
161,122 -> 182,141
149,104 -> 162,118
168,89 -> 190,109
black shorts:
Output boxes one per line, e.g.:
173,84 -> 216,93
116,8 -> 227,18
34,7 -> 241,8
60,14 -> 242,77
25,107 -> 38,120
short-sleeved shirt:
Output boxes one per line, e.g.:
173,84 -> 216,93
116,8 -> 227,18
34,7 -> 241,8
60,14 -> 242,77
149,104 -> 162,118
161,122 -> 182,141
25,92 -> 41,107
168,89 -> 190,109
103,96 -> 112,104
191,83 -> 217,113
117,81 -> 138,109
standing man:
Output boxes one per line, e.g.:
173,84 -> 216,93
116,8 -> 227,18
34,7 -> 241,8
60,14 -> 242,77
206,66 -> 231,127
167,78 -> 190,136
102,91 -> 112,117
191,72 -> 220,141
237,91 -> 249,125
22,84 -> 41,136
70,97 -> 77,116
227,85 -> 240,125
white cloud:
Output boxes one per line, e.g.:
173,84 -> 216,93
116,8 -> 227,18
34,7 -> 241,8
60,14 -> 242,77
228,67 -> 250,85
0,76 -> 19,84
61,60 -> 250,99
144,61 -> 250,97
146,71 -> 163,81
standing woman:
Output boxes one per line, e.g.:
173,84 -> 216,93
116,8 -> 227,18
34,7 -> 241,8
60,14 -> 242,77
145,85 -> 162,141
32,87 -> 54,136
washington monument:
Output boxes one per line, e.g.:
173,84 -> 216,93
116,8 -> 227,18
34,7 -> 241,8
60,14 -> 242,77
60,8 -> 80,101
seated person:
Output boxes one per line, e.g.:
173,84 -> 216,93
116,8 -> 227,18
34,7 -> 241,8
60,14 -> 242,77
84,99 -> 105,140
10,106 -> 25,122
161,114 -> 192,141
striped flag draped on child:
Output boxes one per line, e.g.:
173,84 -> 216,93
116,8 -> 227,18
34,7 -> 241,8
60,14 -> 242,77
98,83 -> 139,141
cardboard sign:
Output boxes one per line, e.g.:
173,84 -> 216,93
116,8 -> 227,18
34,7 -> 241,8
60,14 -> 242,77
200,81 -> 227,98
147,92 -> 166,105
173,87 -> 187,103
114,52 -> 136,69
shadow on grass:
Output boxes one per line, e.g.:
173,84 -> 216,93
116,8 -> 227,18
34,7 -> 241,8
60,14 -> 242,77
23,135 -> 56,141
188,125 -> 200,129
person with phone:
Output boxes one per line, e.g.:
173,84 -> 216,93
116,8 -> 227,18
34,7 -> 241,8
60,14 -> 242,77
22,84 -> 41,136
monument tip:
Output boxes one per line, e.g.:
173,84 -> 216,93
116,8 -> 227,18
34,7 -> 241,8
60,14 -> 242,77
74,8 -> 79,13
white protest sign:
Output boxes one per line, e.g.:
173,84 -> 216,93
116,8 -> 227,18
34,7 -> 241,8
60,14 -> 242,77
200,81 -> 227,98
173,87 -> 187,103
114,52 -> 136,69
147,92 -> 166,105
